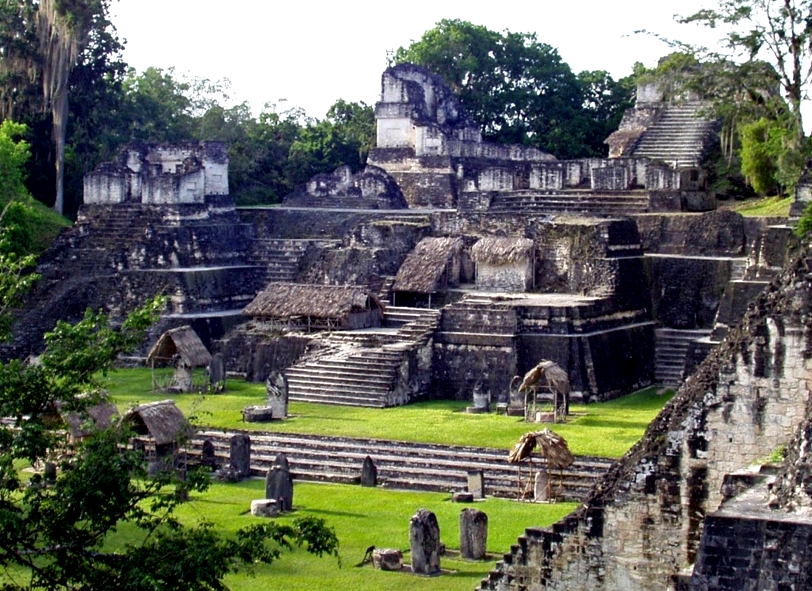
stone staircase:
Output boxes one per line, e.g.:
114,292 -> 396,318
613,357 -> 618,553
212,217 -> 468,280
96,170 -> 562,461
377,275 -> 395,305
283,307 -> 441,407
629,102 -> 718,166
487,190 -> 651,215
191,430 -> 615,502
655,328 -> 713,386
249,238 -> 341,283
285,345 -> 406,407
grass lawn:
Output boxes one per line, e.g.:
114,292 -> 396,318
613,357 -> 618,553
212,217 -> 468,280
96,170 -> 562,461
101,368 -> 673,458
723,195 -> 792,217
109,479 -> 577,591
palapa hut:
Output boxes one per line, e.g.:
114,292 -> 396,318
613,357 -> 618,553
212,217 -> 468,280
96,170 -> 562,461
146,325 -> 211,392
63,399 -> 120,443
392,237 -> 463,307
471,237 -> 535,292
243,283 -> 384,331
510,359 -> 570,422
508,429 -> 575,501
123,400 -> 192,470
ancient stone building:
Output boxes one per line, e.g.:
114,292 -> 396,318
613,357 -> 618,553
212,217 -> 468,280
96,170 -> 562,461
480,246 -> 812,590
84,141 -> 229,205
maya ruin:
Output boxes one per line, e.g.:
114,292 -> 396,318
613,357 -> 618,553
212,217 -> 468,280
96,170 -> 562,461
4,59 -> 812,590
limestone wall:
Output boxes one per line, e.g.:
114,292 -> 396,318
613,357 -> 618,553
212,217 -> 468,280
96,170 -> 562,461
480,247 -> 812,591
476,260 -> 533,292
84,142 -> 228,205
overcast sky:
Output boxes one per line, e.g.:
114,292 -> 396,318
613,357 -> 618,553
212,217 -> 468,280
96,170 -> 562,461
110,0 -> 717,119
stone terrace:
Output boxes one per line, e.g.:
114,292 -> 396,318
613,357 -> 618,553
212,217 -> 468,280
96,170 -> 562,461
190,430 -> 614,502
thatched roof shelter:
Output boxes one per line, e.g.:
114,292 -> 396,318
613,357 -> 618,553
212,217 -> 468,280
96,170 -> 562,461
516,360 -> 570,396
393,237 -> 462,293
507,429 -> 574,469
146,326 -> 211,368
123,400 -> 191,446
243,283 -> 383,326
63,400 -> 119,440
471,237 -> 534,264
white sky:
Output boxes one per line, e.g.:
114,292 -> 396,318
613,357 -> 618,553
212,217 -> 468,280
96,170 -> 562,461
110,0 -> 718,119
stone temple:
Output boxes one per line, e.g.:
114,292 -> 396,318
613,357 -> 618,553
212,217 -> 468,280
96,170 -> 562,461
4,63 -> 812,589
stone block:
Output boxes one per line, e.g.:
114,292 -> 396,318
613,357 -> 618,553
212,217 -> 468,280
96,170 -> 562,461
250,499 -> 279,518
452,491 -> 474,503
242,405 -> 274,422
372,548 -> 403,571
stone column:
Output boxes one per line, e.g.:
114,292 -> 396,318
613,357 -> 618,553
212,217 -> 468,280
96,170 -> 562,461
410,509 -> 441,575
459,508 -> 488,560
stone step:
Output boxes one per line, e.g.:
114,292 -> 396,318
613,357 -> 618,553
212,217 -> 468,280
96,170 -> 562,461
285,376 -> 393,395
655,328 -> 712,386
192,430 -> 614,501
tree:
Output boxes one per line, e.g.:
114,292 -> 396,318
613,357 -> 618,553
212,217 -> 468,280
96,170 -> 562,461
680,0 -> 812,142
0,194 -> 340,588
0,298 -> 339,589
0,0 -> 121,216
392,19 -> 631,158
657,1 -> 812,196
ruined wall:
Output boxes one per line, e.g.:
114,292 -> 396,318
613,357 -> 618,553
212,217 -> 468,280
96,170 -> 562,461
85,142 -> 228,205
481,247 -> 812,591
214,329 -> 310,382
476,260 -> 533,292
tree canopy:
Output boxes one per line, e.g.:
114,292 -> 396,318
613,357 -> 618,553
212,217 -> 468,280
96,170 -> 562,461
648,0 -> 812,197
392,19 -> 634,159
0,286 -> 340,589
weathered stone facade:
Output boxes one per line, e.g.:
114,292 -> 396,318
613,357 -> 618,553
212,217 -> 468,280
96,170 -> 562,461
480,246 -> 812,591
84,141 -> 229,205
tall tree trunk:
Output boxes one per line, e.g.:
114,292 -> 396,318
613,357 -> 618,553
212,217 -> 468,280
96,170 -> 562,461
37,0 -> 82,215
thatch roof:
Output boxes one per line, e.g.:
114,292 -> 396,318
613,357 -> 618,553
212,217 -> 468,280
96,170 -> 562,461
243,283 -> 383,320
146,326 -> 211,368
123,400 -> 191,446
471,237 -> 534,264
517,360 -> 570,396
393,237 -> 462,293
507,429 -> 575,469
64,401 -> 119,439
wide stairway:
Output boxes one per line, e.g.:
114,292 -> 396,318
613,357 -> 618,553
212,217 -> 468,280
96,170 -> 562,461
249,239 -> 339,283
191,430 -> 614,502
630,102 -> 717,165
487,190 -> 651,215
284,307 -> 441,407
655,327 -> 713,387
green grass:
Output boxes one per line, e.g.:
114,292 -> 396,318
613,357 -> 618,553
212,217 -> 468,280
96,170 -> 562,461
101,368 -> 673,458
724,195 -> 793,217
124,479 -> 576,591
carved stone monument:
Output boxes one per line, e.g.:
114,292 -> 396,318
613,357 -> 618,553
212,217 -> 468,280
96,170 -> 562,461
266,371 -> 289,419
230,434 -> 251,478
201,439 -> 217,469
459,508 -> 488,560
467,470 -> 485,500
534,471 -> 550,502
265,463 -> 294,511
360,456 -> 378,487
208,353 -> 226,391
409,509 -> 441,575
